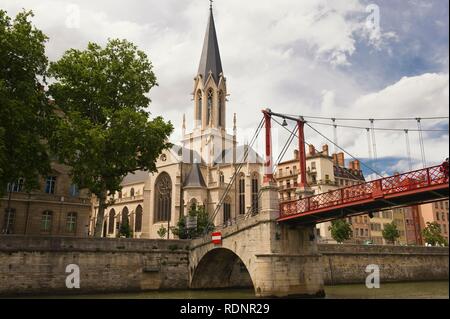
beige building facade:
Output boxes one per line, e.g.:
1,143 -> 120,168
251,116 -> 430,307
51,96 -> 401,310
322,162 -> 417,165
275,144 -> 367,243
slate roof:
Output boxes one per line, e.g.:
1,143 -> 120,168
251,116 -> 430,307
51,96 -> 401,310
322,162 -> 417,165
184,163 -> 207,188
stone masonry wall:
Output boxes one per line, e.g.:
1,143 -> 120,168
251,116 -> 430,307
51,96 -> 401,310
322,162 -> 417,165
0,236 -> 190,296
319,244 -> 449,285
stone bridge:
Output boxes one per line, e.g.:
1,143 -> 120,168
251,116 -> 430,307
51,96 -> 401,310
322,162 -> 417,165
189,182 -> 325,298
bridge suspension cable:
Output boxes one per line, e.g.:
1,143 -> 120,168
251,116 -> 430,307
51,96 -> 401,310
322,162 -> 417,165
302,120 -> 449,132
405,129 -> 413,171
417,118 -> 427,168
284,114 -> 449,122
204,117 -> 265,234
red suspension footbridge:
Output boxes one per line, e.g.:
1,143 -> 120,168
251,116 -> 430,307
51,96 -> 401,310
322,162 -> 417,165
206,108 -> 449,229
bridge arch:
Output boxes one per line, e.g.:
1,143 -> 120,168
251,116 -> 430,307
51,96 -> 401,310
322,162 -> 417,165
191,248 -> 254,290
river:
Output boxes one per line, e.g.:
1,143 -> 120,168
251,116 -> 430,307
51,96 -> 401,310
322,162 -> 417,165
24,281 -> 449,299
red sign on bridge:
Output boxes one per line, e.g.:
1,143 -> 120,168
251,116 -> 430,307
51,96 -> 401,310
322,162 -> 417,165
212,232 -> 222,245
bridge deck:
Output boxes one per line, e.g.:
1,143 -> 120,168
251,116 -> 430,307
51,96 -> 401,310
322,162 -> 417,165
278,164 -> 449,224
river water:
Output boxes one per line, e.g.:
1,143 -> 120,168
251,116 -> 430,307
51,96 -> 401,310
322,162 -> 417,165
28,281 -> 449,299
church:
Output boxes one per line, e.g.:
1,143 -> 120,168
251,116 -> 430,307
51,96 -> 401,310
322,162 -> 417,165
91,5 -> 264,239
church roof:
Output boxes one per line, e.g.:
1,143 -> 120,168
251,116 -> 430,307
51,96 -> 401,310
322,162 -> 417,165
184,163 -> 207,188
198,7 -> 223,85
214,145 -> 264,165
122,170 -> 149,185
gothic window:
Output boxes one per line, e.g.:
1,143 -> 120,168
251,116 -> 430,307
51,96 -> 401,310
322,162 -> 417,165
207,89 -> 213,125
41,211 -> 53,232
239,174 -> 245,215
2,208 -> 15,234
197,90 -> 203,123
135,205 -> 143,232
108,209 -> 115,234
251,173 -> 259,214
66,212 -> 77,233
218,91 -> 223,126
223,197 -> 231,224
154,173 -> 172,223
121,207 -> 129,226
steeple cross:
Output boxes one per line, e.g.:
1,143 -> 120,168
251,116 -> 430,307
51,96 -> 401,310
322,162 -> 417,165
209,0 -> 213,10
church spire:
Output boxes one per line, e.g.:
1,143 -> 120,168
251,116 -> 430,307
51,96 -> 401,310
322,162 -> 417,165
197,3 -> 223,84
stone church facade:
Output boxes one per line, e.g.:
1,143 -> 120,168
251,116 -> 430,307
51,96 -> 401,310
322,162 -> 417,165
91,6 -> 264,239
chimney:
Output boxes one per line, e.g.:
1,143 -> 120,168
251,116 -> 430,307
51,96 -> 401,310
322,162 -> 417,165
294,150 -> 299,160
337,152 -> 345,167
349,160 -> 355,170
322,144 -> 329,156
353,160 -> 360,171
332,153 -> 338,165
309,144 -> 316,156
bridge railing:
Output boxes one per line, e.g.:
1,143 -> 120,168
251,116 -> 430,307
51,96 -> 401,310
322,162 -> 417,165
280,164 -> 449,218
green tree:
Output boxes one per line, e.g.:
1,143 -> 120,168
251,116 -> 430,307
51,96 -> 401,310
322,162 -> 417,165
157,225 -> 167,239
172,204 -> 214,239
422,222 -> 448,247
382,222 -> 400,245
328,219 -> 353,243
0,10 -> 54,194
118,221 -> 132,238
48,39 -> 173,237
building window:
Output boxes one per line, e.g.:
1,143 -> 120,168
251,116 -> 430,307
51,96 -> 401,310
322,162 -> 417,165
219,172 -> 225,184
130,188 -> 135,197
218,91 -> 223,126
135,205 -> 143,232
69,184 -> 79,197
118,191 -> 122,199
251,174 -> 259,214
207,89 -> 213,125
66,212 -> 77,233
2,208 -> 16,234
41,211 -> 53,232
239,175 -> 245,215
45,176 -> 57,194
154,172 -> 172,222
223,198 -> 231,224
311,162 -> 316,170
197,90 -> 202,123
437,212 -> 440,221
440,202 -> 444,209
7,179 -> 24,193
108,209 -> 115,234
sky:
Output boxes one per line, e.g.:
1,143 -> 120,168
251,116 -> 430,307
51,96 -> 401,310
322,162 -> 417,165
1,0 -> 449,177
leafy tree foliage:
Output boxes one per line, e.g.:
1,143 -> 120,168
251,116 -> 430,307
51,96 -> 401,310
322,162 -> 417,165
382,222 -> 400,245
422,222 -> 448,247
48,39 -> 173,237
172,204 -> 214,239
0,10 -> 54,194
328,219 -> 353,243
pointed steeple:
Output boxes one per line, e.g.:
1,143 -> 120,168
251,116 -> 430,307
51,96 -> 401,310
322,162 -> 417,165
198,5 -> 223,85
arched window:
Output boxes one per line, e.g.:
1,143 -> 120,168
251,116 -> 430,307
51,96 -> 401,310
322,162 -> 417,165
218,91 -> 223,126
154,173 -> 172,223
219,172 -> 225,184
197,90 -> 203,123
121,207 -> 129,226
41,211 -> 53,232
130,188 -> 135,197
135,205 -> 143,232
239,174 -> 245,215
108,209 -> 115,234
207,89 -> 213,125
251,173 -> 259,214
223,197 -> 231,224
66,212 -> 77,233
